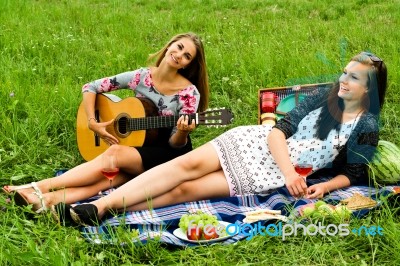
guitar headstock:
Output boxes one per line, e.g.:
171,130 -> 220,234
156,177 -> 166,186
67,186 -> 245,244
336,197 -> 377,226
198,108 -> 234,126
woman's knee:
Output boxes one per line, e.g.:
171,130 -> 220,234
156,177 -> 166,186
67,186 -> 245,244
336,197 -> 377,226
172,143 -> 219,173
169,182 -> 193,201
104,144 -> 124,155
104,145 -> 143,171
171,151 -> 204,173
105,145 -> 139,161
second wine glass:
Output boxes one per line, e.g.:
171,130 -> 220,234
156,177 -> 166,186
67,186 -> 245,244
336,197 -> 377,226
294,156 -> 313,179
101,154 -> 120,190
294,163 -> 313,177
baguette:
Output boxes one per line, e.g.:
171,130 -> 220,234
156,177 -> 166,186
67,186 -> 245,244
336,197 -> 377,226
245,209 -> 281,216
243,208 -> 287,223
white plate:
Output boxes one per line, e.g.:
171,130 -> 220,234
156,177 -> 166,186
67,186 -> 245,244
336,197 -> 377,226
173,221 -> 237,244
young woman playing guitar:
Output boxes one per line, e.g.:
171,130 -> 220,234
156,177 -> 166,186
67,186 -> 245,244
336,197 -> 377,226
3,32 -> 210,215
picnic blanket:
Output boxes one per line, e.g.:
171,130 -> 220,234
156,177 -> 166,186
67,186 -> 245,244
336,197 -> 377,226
67,174 -> 396,246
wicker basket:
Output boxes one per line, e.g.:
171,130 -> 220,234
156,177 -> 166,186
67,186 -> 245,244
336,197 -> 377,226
258,82 -> 332,125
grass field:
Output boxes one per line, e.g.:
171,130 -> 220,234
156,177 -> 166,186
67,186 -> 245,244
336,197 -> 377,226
1,0 -> 400,265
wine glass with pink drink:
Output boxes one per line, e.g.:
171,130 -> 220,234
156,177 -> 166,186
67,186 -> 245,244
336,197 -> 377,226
101,154 -> 119,190
294,157 -> 313,179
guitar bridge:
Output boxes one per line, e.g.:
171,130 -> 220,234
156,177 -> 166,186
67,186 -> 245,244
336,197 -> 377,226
94,111 -> 100,146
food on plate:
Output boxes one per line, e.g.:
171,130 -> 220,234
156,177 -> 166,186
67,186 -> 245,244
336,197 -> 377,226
318,204 -> 334,216
300,202 -> 335,217
332,205 -> 352,220
178,210 -> 226,240
243,208 -> 287,223
340,193 -> 377,210
314,200 -> 327,209
299,200 -> 352,221
301,205 -> 316,217
202,225 -> 219,240
186,225 -> 203,240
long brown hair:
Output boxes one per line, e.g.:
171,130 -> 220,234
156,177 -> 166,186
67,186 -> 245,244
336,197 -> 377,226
148,33 -> 210,111
316,52 -> 388,139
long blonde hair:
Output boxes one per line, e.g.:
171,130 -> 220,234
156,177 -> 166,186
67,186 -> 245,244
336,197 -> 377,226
148,33 -> 210,112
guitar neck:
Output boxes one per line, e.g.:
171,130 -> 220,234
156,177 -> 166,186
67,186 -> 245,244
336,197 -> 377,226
127,113 -> 197,131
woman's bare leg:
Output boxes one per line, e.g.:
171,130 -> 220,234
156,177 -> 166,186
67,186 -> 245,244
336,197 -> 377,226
90,143 -> 222,218
7,145 -> 144,207
124,170 -> 229,211
24,173 -> 131,209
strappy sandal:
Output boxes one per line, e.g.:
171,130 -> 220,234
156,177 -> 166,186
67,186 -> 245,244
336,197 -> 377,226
50,203 -> 74,226
8,182 -> 48,214
70,204 -> 99,226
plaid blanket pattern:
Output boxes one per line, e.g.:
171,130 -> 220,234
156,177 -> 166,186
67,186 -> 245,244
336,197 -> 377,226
74,176 -> 396,246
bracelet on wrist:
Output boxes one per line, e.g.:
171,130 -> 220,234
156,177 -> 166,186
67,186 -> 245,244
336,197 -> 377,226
88,117 -> 98,123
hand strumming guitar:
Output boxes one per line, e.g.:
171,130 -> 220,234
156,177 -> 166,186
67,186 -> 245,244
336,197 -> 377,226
88,118 -> 119,146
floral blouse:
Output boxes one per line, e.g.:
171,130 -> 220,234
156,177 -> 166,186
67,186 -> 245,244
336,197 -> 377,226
82,67 -> 200,117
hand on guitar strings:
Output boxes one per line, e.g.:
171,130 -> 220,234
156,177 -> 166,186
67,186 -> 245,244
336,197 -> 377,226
177,115 -> 196,133
89,118 -> 119,145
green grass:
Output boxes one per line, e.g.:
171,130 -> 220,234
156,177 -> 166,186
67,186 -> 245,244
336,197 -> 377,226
1,0 -> 400,265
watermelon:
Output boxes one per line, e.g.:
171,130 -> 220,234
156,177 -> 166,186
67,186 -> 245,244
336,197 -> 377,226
368,140 -> 400,185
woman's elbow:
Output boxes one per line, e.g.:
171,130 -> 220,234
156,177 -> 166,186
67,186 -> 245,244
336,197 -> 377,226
268,128 -> 285,143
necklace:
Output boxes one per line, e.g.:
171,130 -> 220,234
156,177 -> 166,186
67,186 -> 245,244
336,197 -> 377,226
335,110 -> 363,153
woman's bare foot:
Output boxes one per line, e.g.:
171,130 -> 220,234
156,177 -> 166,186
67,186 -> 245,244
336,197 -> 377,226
3,185 -> 35,195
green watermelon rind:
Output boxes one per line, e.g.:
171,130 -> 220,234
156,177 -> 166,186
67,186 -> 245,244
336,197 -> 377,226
368,140 -> 400,184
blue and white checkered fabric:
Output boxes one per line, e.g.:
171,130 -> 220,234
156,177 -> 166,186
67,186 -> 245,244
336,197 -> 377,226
75,177 -> 395,246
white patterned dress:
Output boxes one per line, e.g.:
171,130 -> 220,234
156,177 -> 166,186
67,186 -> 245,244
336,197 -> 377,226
210,107 -> 361,196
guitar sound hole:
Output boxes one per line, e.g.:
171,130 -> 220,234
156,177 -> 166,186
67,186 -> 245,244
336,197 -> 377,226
118,117 -> 128,134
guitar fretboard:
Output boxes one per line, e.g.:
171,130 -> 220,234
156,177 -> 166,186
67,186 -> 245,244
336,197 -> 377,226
126,113 -> 198,131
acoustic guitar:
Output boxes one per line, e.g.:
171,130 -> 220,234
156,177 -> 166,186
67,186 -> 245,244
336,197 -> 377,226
76,93 -> 234,161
